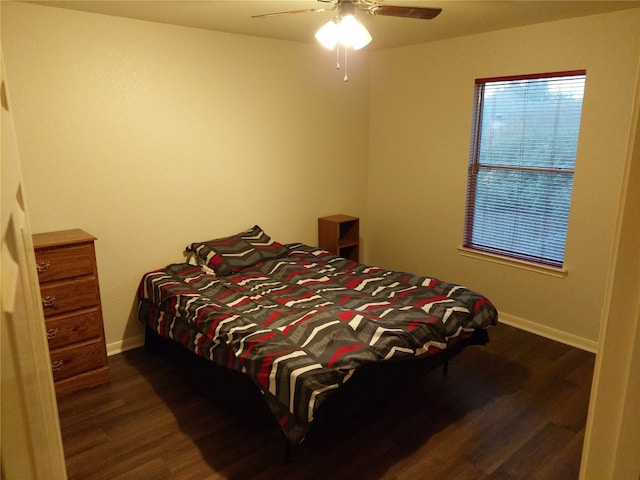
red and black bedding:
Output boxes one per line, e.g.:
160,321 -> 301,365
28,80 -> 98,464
137,226 -> 498,444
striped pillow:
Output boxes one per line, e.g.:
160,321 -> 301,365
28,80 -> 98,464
188,225 -> 288,275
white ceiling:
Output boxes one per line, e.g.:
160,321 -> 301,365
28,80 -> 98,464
22,0 -> 640,50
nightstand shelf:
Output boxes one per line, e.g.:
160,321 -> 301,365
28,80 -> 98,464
318,215 -> 360,262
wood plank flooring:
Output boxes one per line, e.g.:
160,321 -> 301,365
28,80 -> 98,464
56,324 -> 595,479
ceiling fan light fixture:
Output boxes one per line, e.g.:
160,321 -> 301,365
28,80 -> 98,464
315,19 -> 339,49
340,15 -> 372,50
315,14 -> 371,51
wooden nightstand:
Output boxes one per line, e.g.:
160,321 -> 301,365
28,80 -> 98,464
33,229 -> 109,397
318,215 -> 360,262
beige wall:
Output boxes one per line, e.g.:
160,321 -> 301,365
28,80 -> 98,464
367,9 -> 640,347
3,2 -> 640,354
4,4 -> 640,476
2,2 -> 370,350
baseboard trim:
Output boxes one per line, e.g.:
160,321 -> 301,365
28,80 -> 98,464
106,334 -> 145,357
499,312 -> 598,353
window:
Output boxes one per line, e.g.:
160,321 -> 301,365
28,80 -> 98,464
464,71 -> 586,268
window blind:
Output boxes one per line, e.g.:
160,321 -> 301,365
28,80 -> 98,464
464,71 -> 586,267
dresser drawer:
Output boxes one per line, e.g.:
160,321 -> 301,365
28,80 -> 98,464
45,309 -> 103,349
40,277 -> 100,318
34,242 -> 96,283
50,340 -> 107,382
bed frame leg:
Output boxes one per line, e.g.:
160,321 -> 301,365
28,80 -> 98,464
442,360 -> 449,376
283,439 -> 292,465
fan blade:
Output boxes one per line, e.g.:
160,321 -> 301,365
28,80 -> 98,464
368,5 -> 442,19
252,8 -> 333,18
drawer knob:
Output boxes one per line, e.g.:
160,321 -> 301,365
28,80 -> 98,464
37,260 -> 51,273
42,295 -> 56,308
51,359 -> 64,372
46,328 -> 58,340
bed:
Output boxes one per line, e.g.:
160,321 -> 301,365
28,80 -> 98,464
137,225 -> 498,448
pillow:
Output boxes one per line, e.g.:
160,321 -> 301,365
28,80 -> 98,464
187,225 -> 288,275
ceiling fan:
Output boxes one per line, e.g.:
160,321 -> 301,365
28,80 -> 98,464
253,1 -> 442,81
251,0 -> 442,21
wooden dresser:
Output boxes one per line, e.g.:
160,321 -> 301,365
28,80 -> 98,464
33,229 -> 109,397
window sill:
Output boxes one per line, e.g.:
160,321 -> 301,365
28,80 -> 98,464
457,246 -> 568,278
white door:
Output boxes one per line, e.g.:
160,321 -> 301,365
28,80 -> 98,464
1,50 -> 67,479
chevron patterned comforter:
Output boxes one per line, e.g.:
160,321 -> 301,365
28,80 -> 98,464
137,244 -> 498,443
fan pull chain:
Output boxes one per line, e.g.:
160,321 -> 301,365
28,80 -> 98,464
343,47 -> 349,82
333,43 -> 349,82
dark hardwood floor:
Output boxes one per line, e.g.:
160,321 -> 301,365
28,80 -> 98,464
56,323 -> 595,479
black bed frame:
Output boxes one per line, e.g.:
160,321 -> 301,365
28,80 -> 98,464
144,326 -> 489,461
